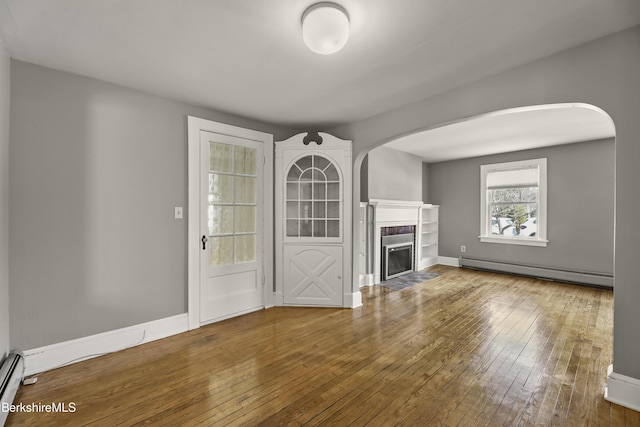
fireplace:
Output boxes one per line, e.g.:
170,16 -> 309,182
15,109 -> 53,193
381,233 -> 415,280
368,199 -> 424,284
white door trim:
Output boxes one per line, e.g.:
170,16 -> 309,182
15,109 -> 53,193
187,116 -> 274,330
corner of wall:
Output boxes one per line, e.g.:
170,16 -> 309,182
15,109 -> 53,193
360,154 -> 368,201
422,162 -> 430,203
0,36 -> 11,360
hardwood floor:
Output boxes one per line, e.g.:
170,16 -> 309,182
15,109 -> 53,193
7,266 -> 639,426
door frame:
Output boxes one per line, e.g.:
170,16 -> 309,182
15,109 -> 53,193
187,116 -> 274,330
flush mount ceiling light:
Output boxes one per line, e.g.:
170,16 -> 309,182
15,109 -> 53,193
302,2 -> 350,55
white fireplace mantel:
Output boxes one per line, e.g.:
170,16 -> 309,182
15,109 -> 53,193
369,199 -> 426,225
369,199 -> 431,284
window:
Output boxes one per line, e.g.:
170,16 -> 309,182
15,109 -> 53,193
480,158 -> 547,246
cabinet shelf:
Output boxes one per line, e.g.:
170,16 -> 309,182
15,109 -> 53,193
417,205 -> 439,270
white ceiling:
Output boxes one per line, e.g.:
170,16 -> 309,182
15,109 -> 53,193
384,103 -> 616,163
1,0 -> 640,131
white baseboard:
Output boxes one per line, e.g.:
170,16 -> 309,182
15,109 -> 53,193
605,364 -> 640,412
438,256 -> 460,267
345,291 -> 363,308
359,274 -> 374,287
23,313 -> 189,376
273,291 -> 284,306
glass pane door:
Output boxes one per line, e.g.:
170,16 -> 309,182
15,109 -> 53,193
285,155 -> 341,239
209,142 -> 257,266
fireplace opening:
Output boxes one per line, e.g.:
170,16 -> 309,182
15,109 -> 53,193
381,233 -> 415,281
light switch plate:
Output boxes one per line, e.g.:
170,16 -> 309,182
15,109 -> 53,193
175,207 -> 183,219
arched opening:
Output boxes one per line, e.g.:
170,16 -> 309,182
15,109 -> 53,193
353,102 -> 616,292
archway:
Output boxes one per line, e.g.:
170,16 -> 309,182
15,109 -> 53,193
352,102 -> 616,294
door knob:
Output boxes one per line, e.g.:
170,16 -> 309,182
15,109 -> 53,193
201,235 -> 209,250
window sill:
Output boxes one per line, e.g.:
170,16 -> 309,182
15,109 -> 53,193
479,236 -> 548,247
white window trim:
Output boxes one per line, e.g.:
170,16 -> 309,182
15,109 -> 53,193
479,158 -> 547,247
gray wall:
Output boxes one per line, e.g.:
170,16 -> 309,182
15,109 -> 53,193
365,146 -> 423,202
330,26 -> 640,380
9,61 -> 294,350
0,39 -> 10,359
422,163 -> 429,203
428,139 -> 614,274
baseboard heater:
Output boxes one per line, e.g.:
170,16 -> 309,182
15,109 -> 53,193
460,257 -> 613,288
0,352 -> 25,426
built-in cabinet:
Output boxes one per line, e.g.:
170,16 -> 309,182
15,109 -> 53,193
275,132 -> 352,307
418,204 -> 439,270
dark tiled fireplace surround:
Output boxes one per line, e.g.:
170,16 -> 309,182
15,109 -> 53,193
380,225 -> 416,280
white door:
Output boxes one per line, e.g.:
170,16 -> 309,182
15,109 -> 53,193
283,245 -> 343,305
200,131 -> 264,323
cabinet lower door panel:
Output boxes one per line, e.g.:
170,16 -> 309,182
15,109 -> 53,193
283,245 -> 343,306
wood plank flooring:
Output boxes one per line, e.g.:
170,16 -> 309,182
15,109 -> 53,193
7,266 -> 638,426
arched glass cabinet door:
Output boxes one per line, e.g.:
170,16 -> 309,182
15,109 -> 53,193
285,154 -> 341,239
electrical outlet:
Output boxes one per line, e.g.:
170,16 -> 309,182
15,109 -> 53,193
461,245 -> 466,252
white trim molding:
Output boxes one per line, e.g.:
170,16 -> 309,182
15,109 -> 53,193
605,365 -> 640,412
438,256 -> 460,267
479,236 -> 549,247
345,291 -> 363,308
359,273 -> 374,286
23,314 -> 189,376
368,199 -> 425,208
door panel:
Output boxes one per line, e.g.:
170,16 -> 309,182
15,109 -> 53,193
283,245 -> 343,306
200,270 -> 260,322
200,131 -> 263,323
